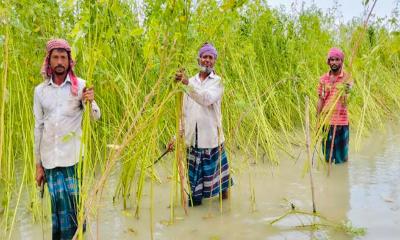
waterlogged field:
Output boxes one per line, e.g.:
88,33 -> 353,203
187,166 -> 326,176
9,122 -> 400,240
1,0 -> 400,239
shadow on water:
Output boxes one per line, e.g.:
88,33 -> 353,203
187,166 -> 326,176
9,122 -> 400,239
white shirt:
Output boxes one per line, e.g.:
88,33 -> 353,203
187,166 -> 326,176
183,72 -> 225,148
34,76 -> 100,169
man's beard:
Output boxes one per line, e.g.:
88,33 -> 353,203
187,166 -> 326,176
199,65 -> 213,74
53,65 -> 67,75
330,64 -> 341,73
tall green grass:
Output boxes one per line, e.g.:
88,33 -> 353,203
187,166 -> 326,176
1,0 -> 400,238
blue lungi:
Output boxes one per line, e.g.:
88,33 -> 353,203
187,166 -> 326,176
45,165 -> 79,240
322,125 -> 349,164
187,144 -> 233,203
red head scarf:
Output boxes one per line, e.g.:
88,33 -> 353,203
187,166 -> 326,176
327,47 -> 344,64
41,39 -> 78,96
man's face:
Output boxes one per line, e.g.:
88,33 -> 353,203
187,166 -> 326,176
49,49 -> 69,76
328,57 -> 342,72
198,53 -> 216,73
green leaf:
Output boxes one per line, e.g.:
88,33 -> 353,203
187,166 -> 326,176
62,132 -> 77,142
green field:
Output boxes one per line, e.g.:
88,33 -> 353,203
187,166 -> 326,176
1,0 -> 399,239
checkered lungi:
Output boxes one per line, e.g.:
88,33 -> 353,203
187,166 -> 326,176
187,144 -> 233,203
45,165 -> 79,240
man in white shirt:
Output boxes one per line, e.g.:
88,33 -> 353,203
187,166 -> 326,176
34,39 -> 100,239
175,42 -> 232,207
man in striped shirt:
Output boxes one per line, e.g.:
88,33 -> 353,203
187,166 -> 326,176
317,47 -> 352,164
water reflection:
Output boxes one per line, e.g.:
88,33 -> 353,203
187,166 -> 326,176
348,123 -> 400,240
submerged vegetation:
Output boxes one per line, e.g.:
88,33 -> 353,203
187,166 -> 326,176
1,0 -> 400,239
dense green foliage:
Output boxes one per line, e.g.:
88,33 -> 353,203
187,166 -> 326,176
1,0 -> 399,238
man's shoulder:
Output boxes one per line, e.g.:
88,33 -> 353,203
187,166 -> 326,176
35,82 -> 46,89
189,74 -> 197,81
76,77 -> 86,85
188,72 -> 222,84
319,72 -> 330,83
34,81 -> 48,93
212,73 -> 221,80
76,77 -> 87,90
207,72 -> 222,84
319,72 -> 329,79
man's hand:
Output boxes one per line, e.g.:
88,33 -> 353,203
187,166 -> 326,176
83,87 -> 95,103
36,163 -> 45,187
345,82 -> 352,94
175,69 -> 188,85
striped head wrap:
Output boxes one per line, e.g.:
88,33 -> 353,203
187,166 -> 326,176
41,39 -> 78,96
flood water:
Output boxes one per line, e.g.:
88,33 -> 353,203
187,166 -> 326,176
9,122 -> 400,240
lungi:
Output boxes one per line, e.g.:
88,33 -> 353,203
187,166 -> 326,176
45,165 -> 79,240
322,125 -> 349,164
187,144 -> 233,204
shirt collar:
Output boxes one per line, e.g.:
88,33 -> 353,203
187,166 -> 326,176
327,69 -> 345,78
208,71 -> 216,79
196,71 -> 216,82
48,74 -> 71,87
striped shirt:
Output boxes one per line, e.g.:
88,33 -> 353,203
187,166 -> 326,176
318,71 -> 350,125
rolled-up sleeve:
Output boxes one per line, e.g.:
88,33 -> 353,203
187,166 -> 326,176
33,88 -> 44,164
187,79 -> 223,106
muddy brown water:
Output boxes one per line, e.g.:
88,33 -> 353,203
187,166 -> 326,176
9,123 -> 400,240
